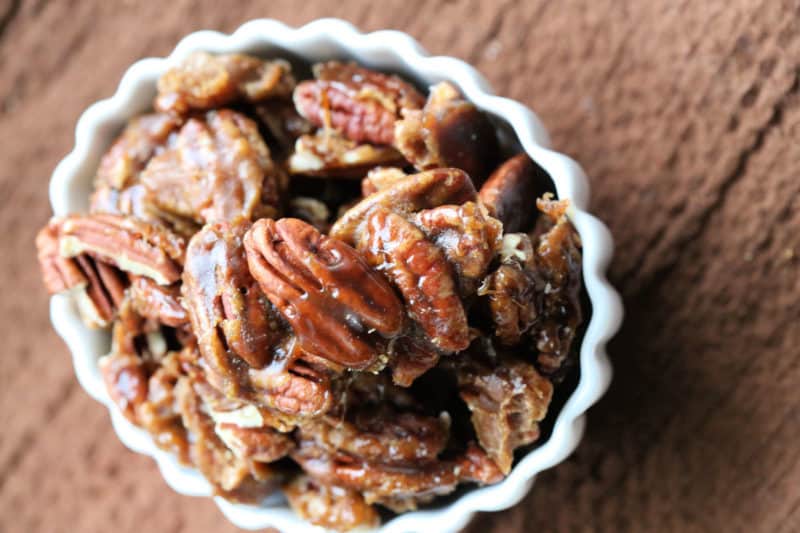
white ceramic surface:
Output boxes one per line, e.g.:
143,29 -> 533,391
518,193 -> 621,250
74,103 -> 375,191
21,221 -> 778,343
47,18 -> 623,533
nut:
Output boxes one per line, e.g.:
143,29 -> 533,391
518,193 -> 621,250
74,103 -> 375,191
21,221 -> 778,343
247,352 -> 333,417
293,61 -> 425,145
287,129 -> 403,178
244,217 -> 404,370
388,335 -> 441,387
360,166 -> 409,196
284,476 -> 379,531
99,351 -> 149,424
128,275 -> 188,328
355,206 -> 469,353
478,153 -> 541,233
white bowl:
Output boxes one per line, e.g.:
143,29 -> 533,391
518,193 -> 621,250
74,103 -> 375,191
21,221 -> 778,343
47,18 -> 623,533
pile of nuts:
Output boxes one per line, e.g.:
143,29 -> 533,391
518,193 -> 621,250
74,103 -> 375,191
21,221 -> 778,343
36,52 -> 583,530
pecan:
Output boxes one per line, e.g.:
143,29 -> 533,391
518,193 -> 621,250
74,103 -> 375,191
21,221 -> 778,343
244,217 -> 403,370
284,476 -> 379,531
58,213 -> 184,285
287,196 -> 330,233
141,109 -> 282,225
388,335 -> 442,387
215,422 -> 295,463
182,219 -> 282,397
251,99 -> 314,156
457,355 -> 552,474
361,166 -> 409,196
414,201 -> 503,296
478,153 -> 541,233
99,350 -> 149,424
354,206 -> 469,353
330,167 -> 477,245
394,82 -> 498,185
294,61 -> 425,145
128,275 -> 187,327
247,352 -> 333,418
156,52 -> 295,116
287,129 -> 403,178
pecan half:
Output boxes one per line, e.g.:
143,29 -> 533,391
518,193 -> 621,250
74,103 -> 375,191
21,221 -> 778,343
156,52 -> 295,116
394,82 -> 498,185
141,109 -> 282,225
285,476 -> 379,531
245,217 -> 403,370
457,355 -> 552,474
182,219 -> 282,397
478,153 -> 541,233
99,350 -> 149,424
128,275 -> 187,327
287,129 -> 404,178
294,61 -> 425,145
247,353 -> 333,417
360,166 -> 409,196
388,335 -> 441,387
414,201 -> 503,296
58,213 -> 185,285
251,98 -> 314,156
355,206 -> 469,353
330,167 -> 477,245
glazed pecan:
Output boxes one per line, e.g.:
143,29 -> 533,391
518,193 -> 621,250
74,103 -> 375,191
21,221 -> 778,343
294,61 -> 425,145
244,217 -> 404,371
141,109 -> 282,225
457,355 -> 553,474
99,350 -> 149,424
478,153 -> 541,233
414,201 -> 503,296
360,166 -> 408,196
246,350 -> 333,417
355,206 -> 469,353
388,335 -> 441,387
330,167 -> 477,245
182,219 -> 282,397
128,275 -> 187,327
58,213 -> 185,286
156,52 -> 295,116
287,129 -> 403,177
251,99 -> 314,156
285,476 -> 379,531
394,82 -> 498,185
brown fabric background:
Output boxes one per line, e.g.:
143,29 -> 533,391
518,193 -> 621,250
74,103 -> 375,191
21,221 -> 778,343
1,1 -> 798,532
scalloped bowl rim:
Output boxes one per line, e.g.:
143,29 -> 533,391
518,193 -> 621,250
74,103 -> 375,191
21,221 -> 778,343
47,18 -> 623,533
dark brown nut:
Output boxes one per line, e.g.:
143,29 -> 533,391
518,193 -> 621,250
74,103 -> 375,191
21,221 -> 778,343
456,356 -> 553,474
388,335 -> 441,387
394,82 -> 499,185
244,218 -> 404,371
58,213 -> 185,285
99,351 -> 149,424
330,167 -> 477,245
285,476 -> 379,531
287,129 -> 404,178
414,201 -> 503,296
128,275 -> 187,327
355,206 -> 469,353
479,153 -> 540,233
530,197 -> 583,376
293,61 -> 425,145
156,52 -> 295,116
182,219 -> 282,397
141,109 -> 282,225
251,99 -> 314,156
360,166 -> 409,196
176,377 -> 280,503
95,113 -> 181,190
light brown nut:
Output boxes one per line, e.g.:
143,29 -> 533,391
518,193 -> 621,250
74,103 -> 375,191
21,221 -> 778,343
141,109 -> 282,225
394,82 -> 499,185
287,129 -> 404,178
247,354 -> 333,417
36,221 -> 87,295
360,166 -> 409,196
330,167 -> 477,245
128,275 -> 188,328
58,213 -> 185,285
355,206 -> 469,353
388,335 -> 441,387
182,219 -> 282,397
478,153 -> 541,233
99,351 -> 149,424
293,61 -> 425,145
457,356 -> 553,474
156,52 -> 295,116
284,476 -> 379,531
215,423 -> 295,463
414,201 -> 503,296
244,217 -> 404,370
95,113 -> 181,190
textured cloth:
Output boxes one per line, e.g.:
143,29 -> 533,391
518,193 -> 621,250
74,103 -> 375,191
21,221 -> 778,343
1,1 -> 798,532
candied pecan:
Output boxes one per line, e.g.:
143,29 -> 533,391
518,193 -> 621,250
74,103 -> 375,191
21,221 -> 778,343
95,113 -> 181,190
394,81 -> 498,185
140,109 -> 282,225
456,355 -> 553,474
389,335 -> 441,387
156,52 -> 295,116
294,61 -> 425,145
287,129 -> 404,178
285,476 -> 379,532
414,201 -> 502,296
182,219 -> 282,396
214,422 -> 295,463
361,166 -> 409,196
251,99 -> 314,156
479,153 -> 540,233
355,206 -> 469,353
99,351 -> 149,424
247,353 -> 333,417
58,213 -> 184,285
245,217 -> 403,370
128,275 -> 187,327
330,167 -> 477,245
